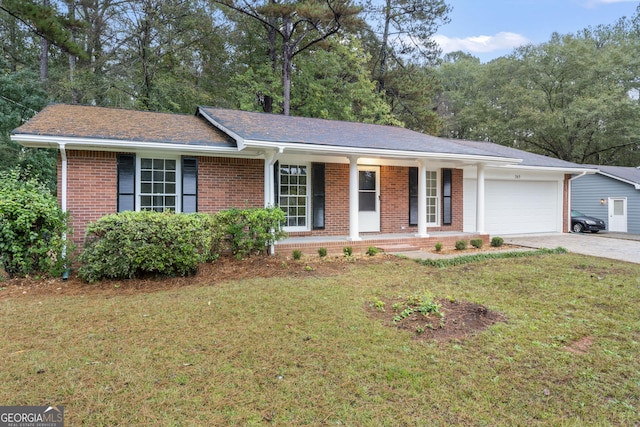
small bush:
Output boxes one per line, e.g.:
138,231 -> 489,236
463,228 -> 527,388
491,236 -> 504,247
213,207 -> 287,258
318,247 -> 327,258
78,211 -> 217,283
343,246 -> 353,257
366,246 -> 379,256
454,240 -> 467,250
292,250 -> 303,260
470,239 -> 483,249
0,171 -> 73,277
434,242 -> 443,252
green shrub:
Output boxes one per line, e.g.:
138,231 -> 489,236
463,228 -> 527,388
434,242 -> 443,252
491,236 -> 504,247
343,246 -> 353,257
366,246 -> 379,256
0,171 -> 72,277
318,247 -> 328,258
454,240 -> 467,250
213,207 -> 287,258
78,211 -> 217,283
470,239 -> 483,249
292,250 -> 303,260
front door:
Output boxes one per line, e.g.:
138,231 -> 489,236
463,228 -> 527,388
358,166 -> 380,232
608,197 -> 627,232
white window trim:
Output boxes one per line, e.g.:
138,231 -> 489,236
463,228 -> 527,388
135,154 -> 182,213
279,162 -> 311,232
426,170 -> 440,227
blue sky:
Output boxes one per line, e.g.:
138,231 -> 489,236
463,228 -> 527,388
434,0 -> 639,62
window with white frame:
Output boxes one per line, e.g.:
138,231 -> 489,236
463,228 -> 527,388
409,168 -> 439,226
279,164 -> 309,229
139,158 -> 178,212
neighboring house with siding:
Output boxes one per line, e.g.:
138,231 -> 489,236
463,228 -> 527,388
572,165 -> 640,234
11,104 -> 591,253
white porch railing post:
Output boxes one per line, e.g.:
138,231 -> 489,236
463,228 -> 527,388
348,156 -> 361,241
416,159 -> 429,238
264,150 -> 275,207
476,163 -> 486,234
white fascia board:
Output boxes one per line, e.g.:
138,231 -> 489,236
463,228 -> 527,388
11,134 -> 260,158
242,139 -> 522,165
196,108 -> 246,150
596,170 -> 640,190
494,164 -> 598,174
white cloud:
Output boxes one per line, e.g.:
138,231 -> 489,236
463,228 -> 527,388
434,32 -> 530,54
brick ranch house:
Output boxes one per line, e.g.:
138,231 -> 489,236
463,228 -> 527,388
11,104 -> 591,254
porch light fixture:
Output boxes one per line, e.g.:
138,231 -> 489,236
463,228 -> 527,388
600,198 -> 606,205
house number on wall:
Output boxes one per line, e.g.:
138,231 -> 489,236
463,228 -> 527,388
514,174 -> 521,179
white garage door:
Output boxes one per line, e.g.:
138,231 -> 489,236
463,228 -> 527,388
485,180 -> 559,234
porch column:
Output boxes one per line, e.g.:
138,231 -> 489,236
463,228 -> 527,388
348,156 -> 361,241
416,159 -> 429,238
263,150 -> 276,207
476,163 -> 486,233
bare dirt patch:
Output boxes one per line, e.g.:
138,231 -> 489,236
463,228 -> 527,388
367,298 -> 507,342
564,336 -> 594,355
428,243 -> 518,256
0,254 -> 382,299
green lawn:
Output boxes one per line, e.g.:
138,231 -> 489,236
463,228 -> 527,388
1,253 -> 639,425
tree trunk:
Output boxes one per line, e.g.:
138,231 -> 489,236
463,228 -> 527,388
39,0 -> 50,83
281,16 -> 292,116
377,0 -> 392,92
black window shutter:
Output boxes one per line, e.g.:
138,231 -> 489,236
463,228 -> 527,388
442,168 -> 452,225
312,163 -> 325,229
117,154 -> 135,212
273,161 -> 279,206
182,157 -> 198,213
409,167 -> 418,226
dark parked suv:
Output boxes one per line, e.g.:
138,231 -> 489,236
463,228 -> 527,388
571,210 -> 606,233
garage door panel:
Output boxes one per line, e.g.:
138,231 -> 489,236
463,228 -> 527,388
485,180 -> 558,234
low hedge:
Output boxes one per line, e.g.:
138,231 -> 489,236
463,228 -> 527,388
78,211 -> 218,283
77,207 -> 287,283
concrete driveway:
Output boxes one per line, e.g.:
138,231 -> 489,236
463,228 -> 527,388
504,232 -> 640,264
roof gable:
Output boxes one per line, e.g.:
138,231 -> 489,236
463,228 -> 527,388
587,164 -> 640,188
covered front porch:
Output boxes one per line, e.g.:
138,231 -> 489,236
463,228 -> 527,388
274,231 -> 491,256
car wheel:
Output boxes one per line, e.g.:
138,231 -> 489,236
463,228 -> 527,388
573,223 -> 584,233
590,230 -> 599,233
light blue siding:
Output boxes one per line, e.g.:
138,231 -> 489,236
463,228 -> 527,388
571,174 -> 640,234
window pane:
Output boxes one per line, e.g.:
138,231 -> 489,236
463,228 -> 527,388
278,164 -> 309,228
614,200 -> 624,215
153,170 -> 164,181
166,160 -> 176,170
165,183 -> 175,194
141,158 -> 153,169
359,193 -> 376,211
166,171 -> 175,182
153,183 -> 164,193
141,183 -> 152,193
153,159 -> 164,169
141,196 -> 152,207
141,171 -> 152,181
359,171 -> 375,190
165,196 -> 175,208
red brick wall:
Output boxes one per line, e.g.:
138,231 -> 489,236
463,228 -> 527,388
61,150 -> 118,246
198,157 -> 264,213
61,152 -> 264,247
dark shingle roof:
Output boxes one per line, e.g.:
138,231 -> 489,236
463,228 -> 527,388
13,104 -> 235,147
449,139 -> 585,169
198,107 -> 511,158
588,164 -> 640,186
